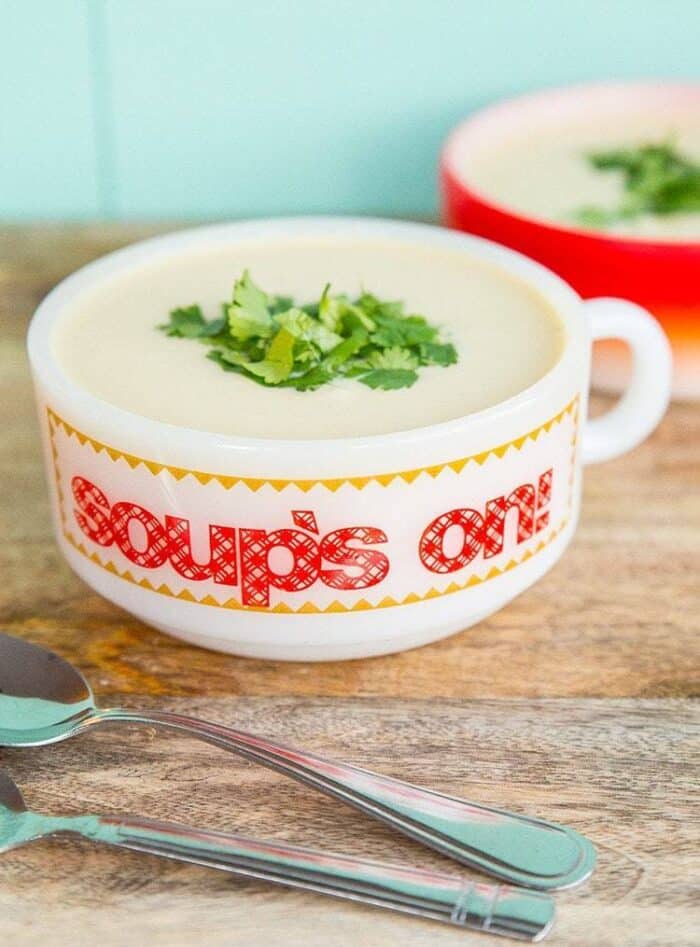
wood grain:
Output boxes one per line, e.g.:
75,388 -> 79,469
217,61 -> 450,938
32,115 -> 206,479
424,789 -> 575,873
0,225 -> 698,946
1,698 -> 698,947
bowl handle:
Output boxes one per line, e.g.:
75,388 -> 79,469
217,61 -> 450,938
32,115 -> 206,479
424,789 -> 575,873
582,298 -> 672,464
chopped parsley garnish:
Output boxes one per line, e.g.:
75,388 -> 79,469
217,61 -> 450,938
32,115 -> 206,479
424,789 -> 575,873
158,271 -> 457,391
573,141 -> 700,228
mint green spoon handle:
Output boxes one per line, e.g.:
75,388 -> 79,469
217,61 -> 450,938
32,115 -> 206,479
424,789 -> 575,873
90,812 -> 555,940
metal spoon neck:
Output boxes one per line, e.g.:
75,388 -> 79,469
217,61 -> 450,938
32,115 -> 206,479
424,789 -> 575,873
93,706 -> 151,726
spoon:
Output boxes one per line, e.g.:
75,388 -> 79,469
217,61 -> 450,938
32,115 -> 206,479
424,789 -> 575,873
0,770 -> 555,940
0,632 -> 595,890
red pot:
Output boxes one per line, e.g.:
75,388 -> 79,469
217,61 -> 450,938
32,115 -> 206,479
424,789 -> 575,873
440,82 -> 700,399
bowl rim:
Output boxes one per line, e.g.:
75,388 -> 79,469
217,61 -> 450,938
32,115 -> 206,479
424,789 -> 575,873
441,79 -> 700,253
27,216 -> 585,459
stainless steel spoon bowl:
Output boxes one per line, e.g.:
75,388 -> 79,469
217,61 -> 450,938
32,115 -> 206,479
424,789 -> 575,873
0,632 -> 596,890
0,769 -> 555,940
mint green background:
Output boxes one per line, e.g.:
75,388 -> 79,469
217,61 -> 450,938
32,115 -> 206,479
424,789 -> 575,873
2,0 -> 699,220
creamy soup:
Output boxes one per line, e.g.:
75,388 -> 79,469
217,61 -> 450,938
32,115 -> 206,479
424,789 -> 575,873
464,111 -> 700,241
53,239 -> 564,440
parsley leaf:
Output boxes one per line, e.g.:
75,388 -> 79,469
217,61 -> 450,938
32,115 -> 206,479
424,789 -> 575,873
368,346 -> 418,371
206,349 -> 269,386
359,369 -> 419,390
243,327 -> 296,384
276,307 -> 342,354
573,141 -> 700,226
159,272 -> 458,392
285,365 -> 334,391
199,315 -> 228,337
419,342 -> 458,366
324,328 -> 368,371
318,284 -> 344,332
227,270 -> 274,341
358,347 -> 419,390
160,305 -> 207,338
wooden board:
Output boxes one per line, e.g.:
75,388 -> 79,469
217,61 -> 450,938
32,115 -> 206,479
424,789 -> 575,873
1,697 -> 698,947
0,225 -> 698,946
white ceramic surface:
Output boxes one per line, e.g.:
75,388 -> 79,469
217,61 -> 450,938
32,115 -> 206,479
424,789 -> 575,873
27,218 -> 672,660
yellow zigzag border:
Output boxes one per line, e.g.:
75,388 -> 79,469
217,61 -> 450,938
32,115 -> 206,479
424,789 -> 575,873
46,396 -> 578,493
48,396 -> 579,615
61,521 -> 569,615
